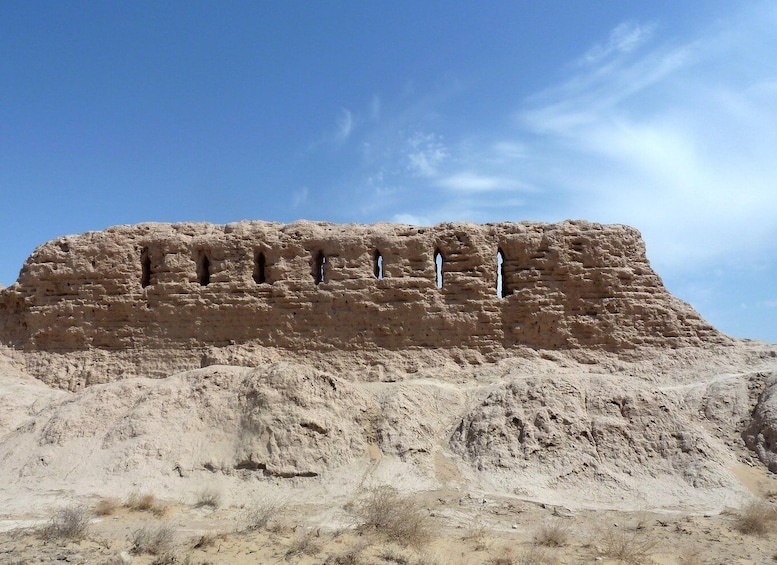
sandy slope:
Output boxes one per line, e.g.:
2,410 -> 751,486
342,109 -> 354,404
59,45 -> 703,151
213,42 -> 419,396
1,342 -> 777,562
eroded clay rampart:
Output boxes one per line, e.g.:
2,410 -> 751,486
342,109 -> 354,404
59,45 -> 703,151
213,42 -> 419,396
0,220 -> 726,368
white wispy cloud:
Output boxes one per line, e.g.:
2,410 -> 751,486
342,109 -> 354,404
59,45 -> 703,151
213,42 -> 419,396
514,7 -> 777,273
312,5 -> 776,340
491,141 -> 527,162
370,95 -> 381,121
405,131 -> 448,177
341,4 -> 777,280
437,172 -> 534,193
292,187 -> 308,208
582,21 -> 657,65
391,213 -> 431,226
335,108 -> 354,143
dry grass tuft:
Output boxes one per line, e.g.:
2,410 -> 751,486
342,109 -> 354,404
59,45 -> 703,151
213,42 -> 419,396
534,522 -> 568,547
194,486 -> 222,509
125,492 -> 168,516
192,531 -> 220,549
488,545 -> 517,565
323,544 -> 365,565
39,504 -> 91,541
242,497 -> 284,531
126,491 -> 155,510
130,523 -> 176,556
596,525 -> 655,563
353,486 -> 435,548
463,518 -> 489,551
517,545 -> 562,565
376,545 -> 415,564
94,497 -> 120,516
285,528 -> 321,558
735,499 -> 777,536
150,552 -> 180,565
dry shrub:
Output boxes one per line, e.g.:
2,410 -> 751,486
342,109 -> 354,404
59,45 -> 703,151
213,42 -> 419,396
354,486 -> 435,548
150,552 -> 180,565
130,523 -> 176,555
40,504 -> 91,540
94,497 -> 120,516
323,545 -> 364,565
735,499 -> 777,536
192,531 -> 227,549
242,497 -> 284,531
194,486 -> 222,509
464,518 -> 489,551
126,491 -> 154,510
511,545 -> 561,565
377,546 -> 415,564
285,528 -> 321,558
488,545 -> 516,565
597,526 -> 655,563
126,492 -> 167,516
534,523 -> 568,547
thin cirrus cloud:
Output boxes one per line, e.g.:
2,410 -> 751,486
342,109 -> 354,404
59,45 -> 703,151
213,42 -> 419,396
514,6 -> 777,274
581,20 -> 657,65
338,3 -> 777,281
292,186 -> 309,209
405,132 -> 448,178
335,108 -> 354,143
436,172 -> 533,194
307,4 -> 774,339
391,212 -> 432,226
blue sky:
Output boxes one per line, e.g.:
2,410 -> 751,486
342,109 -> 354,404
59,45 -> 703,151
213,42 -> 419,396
2,1 -> 776,342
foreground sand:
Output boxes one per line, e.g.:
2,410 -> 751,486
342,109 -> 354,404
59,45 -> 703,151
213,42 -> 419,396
2,463 -> 777,565
3,343 -> 777,563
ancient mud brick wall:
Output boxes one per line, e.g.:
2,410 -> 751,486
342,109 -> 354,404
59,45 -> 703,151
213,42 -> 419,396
0,220 -> 726,357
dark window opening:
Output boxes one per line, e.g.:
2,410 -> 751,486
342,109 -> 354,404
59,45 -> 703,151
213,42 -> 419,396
497,248 -> 507,298
434,249 -> 443,289
374,250 -> 383,280
314,251 -> 326,285
253,252 -> 266,284
140,248 -> 151,288
197,252 -> 211,286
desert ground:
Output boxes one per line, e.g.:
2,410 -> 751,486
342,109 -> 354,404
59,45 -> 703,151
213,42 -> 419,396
2,341 -> 777,564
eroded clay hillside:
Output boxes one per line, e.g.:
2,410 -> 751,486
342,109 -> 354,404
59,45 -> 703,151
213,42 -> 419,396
0,346 -> 775,513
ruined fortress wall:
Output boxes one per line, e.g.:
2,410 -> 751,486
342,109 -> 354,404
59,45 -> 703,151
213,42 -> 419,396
0,220 -> 726,362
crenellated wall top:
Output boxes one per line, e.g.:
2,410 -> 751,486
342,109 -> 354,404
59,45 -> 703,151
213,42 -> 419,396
0,220 -> 727,368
